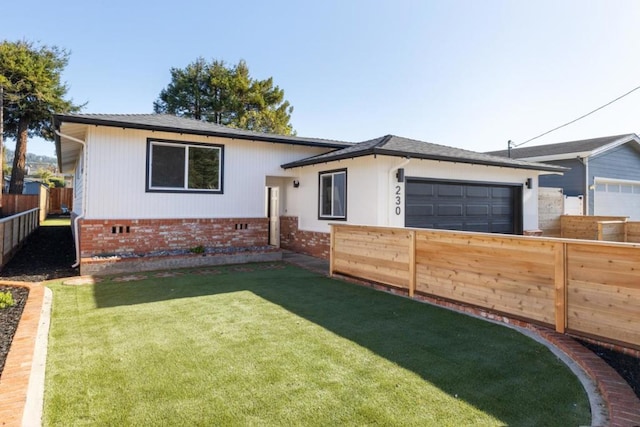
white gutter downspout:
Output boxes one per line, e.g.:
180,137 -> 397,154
583,156 -> 589,215
54,130 -> 86,268
387,157 -> 411,225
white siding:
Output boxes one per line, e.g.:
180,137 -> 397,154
284,156 -> 541,233
84,127 -> 326,219
72,149 -> 84,216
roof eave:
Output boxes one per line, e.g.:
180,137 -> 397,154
282,147 -> 566,172
52,114 -> 351,149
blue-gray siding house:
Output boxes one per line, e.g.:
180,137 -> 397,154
488,134 -> 640,219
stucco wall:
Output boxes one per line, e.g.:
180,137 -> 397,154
283,155 -> 541,233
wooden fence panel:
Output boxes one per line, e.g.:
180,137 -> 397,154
626,222 -> 640,243
597,221 -> 626,242
414,231 -> 557,326
566,242 -> 640,347
332,225 -> 412,289
561,215 -> 627,239
1,194 -> 39,216
0,209 -> 39,270
49,187 -> 73,214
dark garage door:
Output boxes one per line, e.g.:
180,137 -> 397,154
405,179 -> 522,234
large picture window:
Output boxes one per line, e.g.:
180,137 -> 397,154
319,169 -> 347,220
147,139 -> 223,193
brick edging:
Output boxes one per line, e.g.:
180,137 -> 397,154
0,281 -> 44,427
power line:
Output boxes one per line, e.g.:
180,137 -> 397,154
511,84 -> 640,149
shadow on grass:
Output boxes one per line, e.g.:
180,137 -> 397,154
91,263 -> 589,425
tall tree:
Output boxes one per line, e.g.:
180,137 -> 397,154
154,58 -> 294,135
0,40 -> 82,194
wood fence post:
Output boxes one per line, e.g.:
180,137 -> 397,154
408,230 -> 416,297
554,242 -> 567,333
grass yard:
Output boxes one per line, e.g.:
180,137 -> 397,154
41,217 -> 71,227
44,263 -> 590,426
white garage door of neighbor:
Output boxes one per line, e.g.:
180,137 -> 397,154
593,178 -> 640,220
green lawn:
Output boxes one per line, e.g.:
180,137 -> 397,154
44,263 -> 590,426
41,217 -> 71,227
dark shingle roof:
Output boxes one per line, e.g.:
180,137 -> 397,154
282,135 -> 565,172
53,113 -> 353,149
486,134 -> 638,159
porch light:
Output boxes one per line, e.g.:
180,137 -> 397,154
526,178 -> 533,189
293,180 -> 300,188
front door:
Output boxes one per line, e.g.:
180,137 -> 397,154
268,187 -> 280,246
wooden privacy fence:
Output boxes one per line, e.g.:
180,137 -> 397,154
1,194 -> 39,216
0,208 -> 39,269
330,224 -> 640,350
49,187 -> 73,214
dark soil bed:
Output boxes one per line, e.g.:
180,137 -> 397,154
0,285 -> 28,377
0,222 -> 77,282
580,340 -> 640,399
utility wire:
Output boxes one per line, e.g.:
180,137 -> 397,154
512,84 -> 640,148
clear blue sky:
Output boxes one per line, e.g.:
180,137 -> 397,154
3,0 -> 640,157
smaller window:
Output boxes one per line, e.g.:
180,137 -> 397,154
319,169 -> 347,220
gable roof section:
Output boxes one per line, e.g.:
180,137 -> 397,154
282,134 -> 565,172
53,113 -> 352,149
486,133 -> 640,161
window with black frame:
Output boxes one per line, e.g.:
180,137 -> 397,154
318,169 -> 346,220
147,139 -> 223,193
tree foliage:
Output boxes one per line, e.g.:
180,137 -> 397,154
154,58 -> 294,135
0,40 -> 83,193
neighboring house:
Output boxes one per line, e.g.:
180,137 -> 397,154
54,113 -> 562,274
488,134 -> 640,219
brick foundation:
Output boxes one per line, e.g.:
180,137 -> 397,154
280,216 -> 330,259
79,217 -> 269,258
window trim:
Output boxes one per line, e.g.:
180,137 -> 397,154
318,168 -> 347,220
145,138 -> 224,194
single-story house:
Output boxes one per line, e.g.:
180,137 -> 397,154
488,134 -> 640,218
54,113 -> 563,274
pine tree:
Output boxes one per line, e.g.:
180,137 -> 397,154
154,58 -> 294,135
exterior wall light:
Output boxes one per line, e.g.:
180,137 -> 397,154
293,180 -> 300,188
526,178 -> 533,189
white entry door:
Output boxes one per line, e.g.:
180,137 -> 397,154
269,187 -> 280,246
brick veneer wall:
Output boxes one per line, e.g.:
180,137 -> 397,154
79,217 -> 268,258
280,216 -> 330,259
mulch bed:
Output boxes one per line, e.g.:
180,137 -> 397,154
0,285 -> 28,377
0,221 -> 639,399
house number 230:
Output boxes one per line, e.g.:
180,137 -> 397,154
395,185 -> 402,215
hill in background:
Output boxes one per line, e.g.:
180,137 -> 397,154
5,148 -> 58,172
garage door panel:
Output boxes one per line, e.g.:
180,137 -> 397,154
406,179 -> 520,234
492,204 -> 512,215
407,183 -> 434,197
406,205 -> 434,216
466,205 -> 489,216
467,187 -> 490,198
438,185 -> 464,197
438,204 -> 463,216
594,179 -> 640,220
